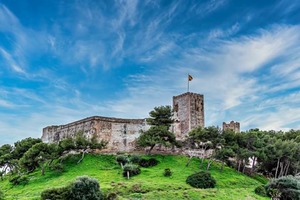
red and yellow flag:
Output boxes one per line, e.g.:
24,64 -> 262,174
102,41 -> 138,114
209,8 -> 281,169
188,74 -> 193,81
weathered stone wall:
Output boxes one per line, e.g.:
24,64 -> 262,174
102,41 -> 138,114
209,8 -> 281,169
42,92 -> 205,152
172,92 -> 204,140
222,121 -> 240,133
42,116 -> 150,152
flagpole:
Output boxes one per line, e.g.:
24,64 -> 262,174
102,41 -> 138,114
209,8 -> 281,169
187,74 -> 189,93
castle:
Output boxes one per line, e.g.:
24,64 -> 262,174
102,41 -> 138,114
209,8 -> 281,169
42,92 -> 204,152
222,121 -> 240,133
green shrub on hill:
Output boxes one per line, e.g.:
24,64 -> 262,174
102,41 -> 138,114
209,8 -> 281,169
70,176 -> 102,200
41,175 -> 102,200
9,174 -> 29,186
123,164 -> 141,178
163,168 -> 172,177
41,186 -> 71,200
139,158 -> 158,167
265,175 -> 300,200
254,185 -> 267,197
116,155 -> 129,167
186,171 -> 216,189
129,155 -> 141,164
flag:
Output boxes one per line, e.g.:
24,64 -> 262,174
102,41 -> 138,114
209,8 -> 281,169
188,74 -> 193,81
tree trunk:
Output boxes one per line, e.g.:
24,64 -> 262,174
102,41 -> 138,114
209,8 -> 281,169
127,171 -> 130,180
199,158 -> 204,169
278,162 -> 284,177
242,159 -> 246,174
206,159 -> 213,171
148,145 -> 155,155
284,160 -> 290,176
275,158 -> 280,178
250,157 -> 256,175
77,149 -> 86,164
185,156 -> 193,167
238,160 -> 241,172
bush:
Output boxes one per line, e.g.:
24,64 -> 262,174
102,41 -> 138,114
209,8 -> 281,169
123,164 -> 141,178
70,176 -> 102,200
129,155 -> 141,164
265,175 -> 300,199
254,185 -> 267,197
50,163 -> 64,173
139,158 -> 158,168
163,168 -> 172,177
186,171 -> 216,189
116,155 -> 128,167
9,175 -> 29,186
41,186 -> 71,200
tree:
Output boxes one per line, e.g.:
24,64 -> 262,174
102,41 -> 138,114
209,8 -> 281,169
147,105 -> 173,128
137,126 -> 176,154
214,147 -> 235,172
137,105 -> 177,154
0,144 -> 13,179
19,143 -> 59,175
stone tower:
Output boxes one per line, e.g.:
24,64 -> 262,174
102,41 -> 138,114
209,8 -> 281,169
172,92 -> 204,140
222,121 -> 240,133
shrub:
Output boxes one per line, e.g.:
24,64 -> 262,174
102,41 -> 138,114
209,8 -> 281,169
129,155 -> 141,164
70,176 -> 102,200
163,168 -> 172,177
50,163 -> 64,173
123,164 -> 141,178
186,171 -> 216,189
116,155 -> 128,167
106,192 -> 118,200
254,185 -> 267,197
9,175 -> 29,186
41,186 -> 71,200
139,158 -> 158,168
265,175 -> 300,200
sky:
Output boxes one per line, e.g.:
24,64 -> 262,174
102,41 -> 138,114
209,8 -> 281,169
0,0 -> 300,145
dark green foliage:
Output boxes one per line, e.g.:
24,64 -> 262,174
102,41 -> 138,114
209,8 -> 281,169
9,174 -> 29,186
254,185 -> 267,197
123,164 -> 141,177
186,171 -> 216,189
59,138 -> 75,151
105,192 -> 118,200
129,155 -> 141,164
13,138 -> 42,159
147,105 -> 174,128
41,176 -> 102,200
70,176 -> 102,200
139,158 -> 159,168
49,162 -> 64,173
265,175 -> 300,200
116,155 -> 128,166
163,168 -> 172,177
41,186 -> 71,200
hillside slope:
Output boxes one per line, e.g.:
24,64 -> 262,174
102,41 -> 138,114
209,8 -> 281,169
0,154 -> 268,200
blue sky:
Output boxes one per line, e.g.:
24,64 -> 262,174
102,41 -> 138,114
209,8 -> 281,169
0,0 -> 300,145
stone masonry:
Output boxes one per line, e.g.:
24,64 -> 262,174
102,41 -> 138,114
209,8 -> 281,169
42,92 -> 205,152
222,121 -> 240,133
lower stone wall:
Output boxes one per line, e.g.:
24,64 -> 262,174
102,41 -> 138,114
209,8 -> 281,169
42,116 -> 150,152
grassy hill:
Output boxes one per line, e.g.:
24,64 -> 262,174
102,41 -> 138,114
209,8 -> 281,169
0,154 -> 268,200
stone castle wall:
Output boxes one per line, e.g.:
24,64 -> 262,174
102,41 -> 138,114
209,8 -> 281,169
42,116 -> 150,152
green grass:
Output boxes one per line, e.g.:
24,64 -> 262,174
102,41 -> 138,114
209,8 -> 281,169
0,154 -> 268,200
